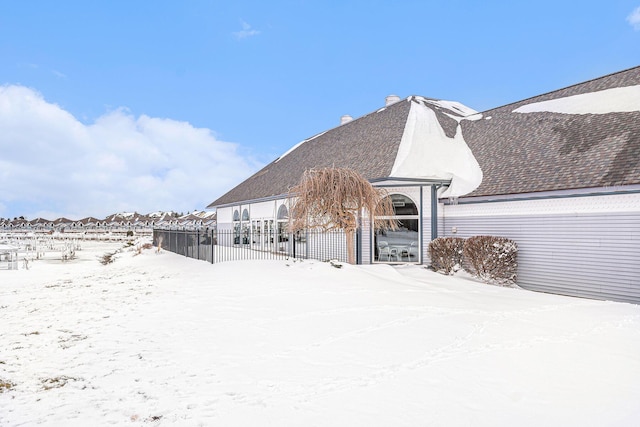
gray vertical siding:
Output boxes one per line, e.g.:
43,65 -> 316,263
361,217 -> 372,264
442,209 -> 640,304
421,214 -> 432,265
420,189 -> 433,265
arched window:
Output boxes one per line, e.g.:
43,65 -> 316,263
374,194 -> 419,263
277,204 -> 288,220
276,204 -> 289,246
233,209 -> 241,244
240,209 -> 250,244
390,194 -> 418,216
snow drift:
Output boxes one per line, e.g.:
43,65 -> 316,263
391,97 -> 483,197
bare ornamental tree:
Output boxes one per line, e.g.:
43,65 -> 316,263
288,167 -> 397,264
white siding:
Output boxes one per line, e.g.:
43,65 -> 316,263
361,212 -> 372,264
443,193 -> 640,304
421,189 -> 433,265
217,206 -> 233,225
216,199 -> 289,231
249,199 -> 288,219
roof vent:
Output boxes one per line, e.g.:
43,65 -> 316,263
385,94 -> 401,106
340,114 -> 353,125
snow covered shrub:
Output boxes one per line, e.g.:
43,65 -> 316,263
463,236 -> 518,285
0,379 -> 15,393
428,237 -> 465,274
41,375 -> 77,390
99,252 -> 116,265
133,242 -> 154,256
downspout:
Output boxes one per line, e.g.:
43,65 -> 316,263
419,186 -> 424,264
431,185 -> 439,241
356,210 -> 362,265
371,206 -> 377,265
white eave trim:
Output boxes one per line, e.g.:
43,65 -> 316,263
444,184 -> 640,205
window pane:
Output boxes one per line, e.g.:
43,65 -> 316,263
374,194 -> 419,262
390,194 -> 418,215
277,205 -> 288,220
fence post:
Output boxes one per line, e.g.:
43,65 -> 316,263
211,229 -> 214,264
305,230 -> 309,259
197,229 -> 200,260
292,232 -> 296,259
356,227 -> 362,265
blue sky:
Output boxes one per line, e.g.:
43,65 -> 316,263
1,1 -> 639,219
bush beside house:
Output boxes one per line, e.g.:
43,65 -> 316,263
429,235 -> 518,286
462,236 -> 518,286
428,237 -> 465,275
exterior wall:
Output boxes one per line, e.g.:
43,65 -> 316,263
249,199 -> 287,220
216,199 -> 289,230
422,188 -> 433,264
442,192 -> 640,304
361,213 -> 372,264
214,184 -> 440,265
216,206 -> 234,232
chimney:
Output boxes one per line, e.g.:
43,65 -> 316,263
340,114 -> 353,125
385,94 -> 401,106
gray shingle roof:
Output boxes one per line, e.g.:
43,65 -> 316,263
208,99 -> 413,208
462,65 -> 640,197
208,65 -> 640,208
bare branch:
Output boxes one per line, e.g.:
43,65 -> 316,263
288,167 -> 397,233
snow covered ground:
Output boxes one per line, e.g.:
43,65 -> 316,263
1,241 -> 639,426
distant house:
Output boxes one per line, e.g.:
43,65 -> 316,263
1,213 -> 159,236
152,212 -> 178,229
9,218 -> 28,230
29,218 -> 53,231
150,211 -> 216,230
172,211 -> 216,230
52,217 -> 73,232
131,213 -> 152,229
208,66 -> 640,303
77,217 -> 102,229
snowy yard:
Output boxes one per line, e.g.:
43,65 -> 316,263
1,241 -> 639,426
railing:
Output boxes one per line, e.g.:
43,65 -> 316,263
153,228 -> 358,264
0,250 -> 18,270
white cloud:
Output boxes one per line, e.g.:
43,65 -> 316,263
233,20 -> 260,39
628,6 -> 640,30
52,69 -> 67,78
18,62 -> 38,69
0,85 -> 261,219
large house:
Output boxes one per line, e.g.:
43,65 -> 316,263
208,66 -> 640,304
